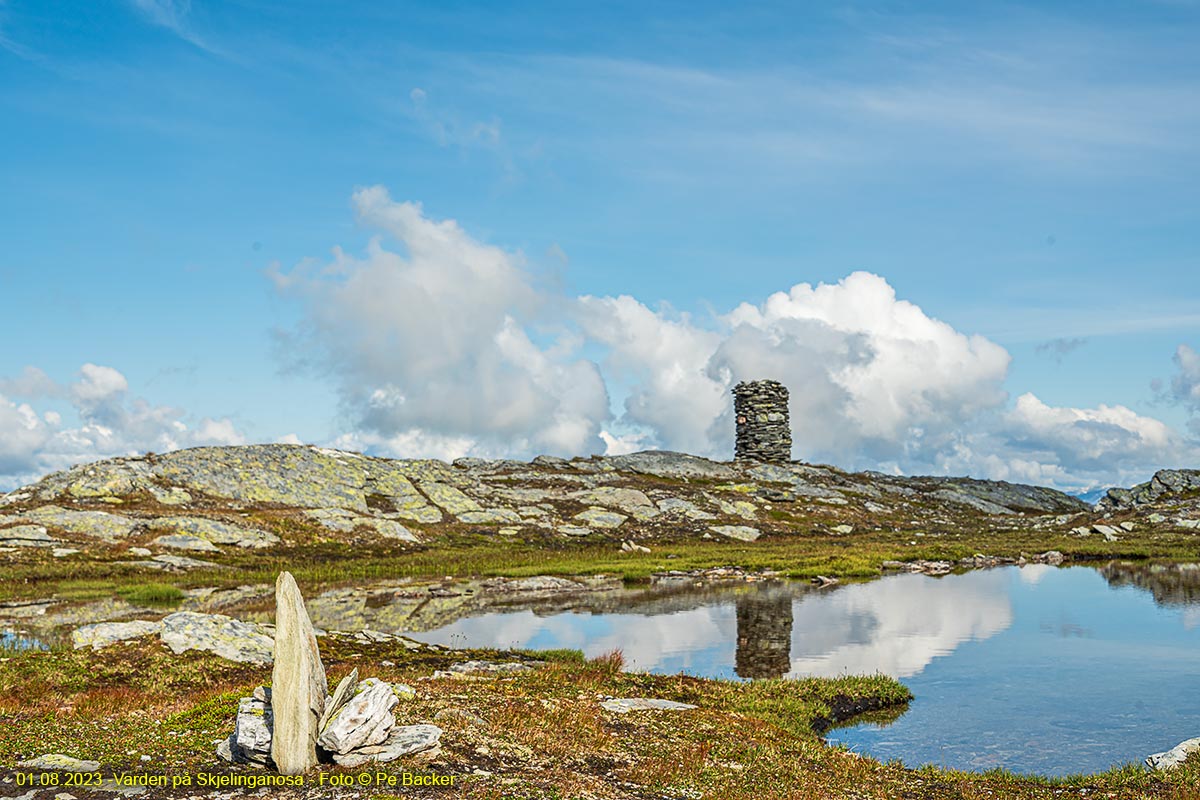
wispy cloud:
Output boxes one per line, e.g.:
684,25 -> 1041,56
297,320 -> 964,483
1036,337 -> 1088,363
127,0 -> 224,56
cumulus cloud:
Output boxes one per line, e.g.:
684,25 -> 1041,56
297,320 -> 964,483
580,271 -> 1011,467
0,364 -> 246,490
270,186 -> 610,461
269,189 -> 1199,490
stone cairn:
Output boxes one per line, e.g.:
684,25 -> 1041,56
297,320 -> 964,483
733,380 -> 791,463
218,571 -> 442,771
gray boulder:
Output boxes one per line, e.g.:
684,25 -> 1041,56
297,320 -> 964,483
1146,737 -> 1200,770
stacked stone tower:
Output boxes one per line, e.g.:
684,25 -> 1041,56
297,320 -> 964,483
732,380 -> 791,463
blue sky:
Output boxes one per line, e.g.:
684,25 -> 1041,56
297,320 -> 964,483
2,0 -> 1199,491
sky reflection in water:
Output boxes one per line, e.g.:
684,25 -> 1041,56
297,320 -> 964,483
404,565 -> 1200,776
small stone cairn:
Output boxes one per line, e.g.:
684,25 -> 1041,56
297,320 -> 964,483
218,571 -> 442,771
733,380 -> 791,463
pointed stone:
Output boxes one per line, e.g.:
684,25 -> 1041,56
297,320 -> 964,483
269,572 -> 327,775
319,667 -> 359,733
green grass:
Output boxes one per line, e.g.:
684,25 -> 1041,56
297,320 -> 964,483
116,582 -> 184,606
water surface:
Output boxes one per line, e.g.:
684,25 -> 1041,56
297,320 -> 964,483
393,564 -> 1200,776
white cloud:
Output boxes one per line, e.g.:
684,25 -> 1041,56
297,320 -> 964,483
580,271 -> 1011,466
0,364 -> 246,491
127,0 -> 221,55
271,186 -> 610,460
271,190 -> 1197,490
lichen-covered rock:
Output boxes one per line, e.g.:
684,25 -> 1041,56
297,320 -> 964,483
656,497 -> 716,520
711,496 -> 758,520
17,754 -> 101,772
331,724 -> 442,767
436,660 -> 537,678
72,620 -> 161,650
458,508 -> 522,525
271,571 -> 328,775
709,525 -> 761,542
304,510 -> 418,541
151,534 -> 221,552
420,482 -> 482,516
573,508 -> 627,529
149,517 -> 278,548
570,487 -> 657,515
133,554 -> 225,571
160,611 -> 274,664
363,467 -> 442,523
147,485 -> 192,505
19,506 -> 140,541
316,677 -> 397,754
154,445 -> 369,511
0,525 -> 57,547
600,451 -> 737,480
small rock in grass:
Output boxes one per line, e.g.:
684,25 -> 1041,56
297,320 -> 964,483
17,754 -> 100,772
600,698 -> 698,714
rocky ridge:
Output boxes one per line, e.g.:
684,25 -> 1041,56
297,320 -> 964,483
0,444 -> 1119,561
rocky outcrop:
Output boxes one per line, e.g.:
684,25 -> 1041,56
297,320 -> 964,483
1099,469 -> 1200,510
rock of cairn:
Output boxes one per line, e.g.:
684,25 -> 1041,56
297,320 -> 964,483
732,380 -> 791,463
270,571 -> 328,775
218,571 -> 441,771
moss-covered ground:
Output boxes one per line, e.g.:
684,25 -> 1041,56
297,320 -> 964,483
1,640 -> 1197,800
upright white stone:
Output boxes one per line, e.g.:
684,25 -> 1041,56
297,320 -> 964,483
270,571 -> 327,775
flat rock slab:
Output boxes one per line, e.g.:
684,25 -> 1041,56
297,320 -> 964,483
573,508 -> 628,529
17,754 -> 100,772
601,698 -> 698,714
317,677 -> 397,754
131,554 -> 225,571
656,497 -> 716,520
433,660 -> 539,679
708,525 -> 761,542
420,481 -> 482,515
19,506 -> 139,541
149,516 -> 279,548
160,611 -> 274,664
332,724 -> 443,768
151,534 -> 221,552
72,620 -> 162,650
458,509 -> 522,524
1146,737 -> 1200,770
